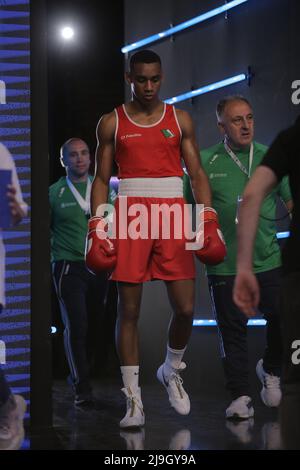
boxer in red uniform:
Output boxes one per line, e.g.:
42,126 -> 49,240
86,50 -> 225,427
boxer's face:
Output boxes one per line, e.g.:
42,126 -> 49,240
127,62 -> 162,105
63,140 -> 90,178
218,100 -> 254,149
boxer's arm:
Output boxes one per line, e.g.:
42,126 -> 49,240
176,109 -> 212,207
87,112 -> 117,274
91,112 -> 116,217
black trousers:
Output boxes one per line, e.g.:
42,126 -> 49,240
0,305 -> 11,406
208,267 -> 282,399
52,260 -> 108,395
279,271 -> 300,449
280,272 -> 300,391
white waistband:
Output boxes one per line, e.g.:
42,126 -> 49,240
118,177 -> 183,198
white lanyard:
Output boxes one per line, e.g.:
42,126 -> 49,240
66,176 -> 91,215
224,142 -> 254,178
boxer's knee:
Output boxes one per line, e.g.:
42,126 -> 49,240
118,301 -> 140,324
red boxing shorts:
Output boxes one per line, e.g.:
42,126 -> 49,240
110,179 -> 195,283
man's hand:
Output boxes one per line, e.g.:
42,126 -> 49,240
233,270 -> 260,317
7,184 -> 24,225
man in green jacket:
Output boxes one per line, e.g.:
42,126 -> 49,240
50,138 -> 115,407
184,96 -> 292,419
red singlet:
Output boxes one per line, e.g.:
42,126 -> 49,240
114,103 -> 184,178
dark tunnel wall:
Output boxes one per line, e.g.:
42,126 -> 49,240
124,0 -> 299,146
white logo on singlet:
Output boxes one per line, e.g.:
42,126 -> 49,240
120,133 -> 142,140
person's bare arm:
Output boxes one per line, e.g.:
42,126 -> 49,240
176,109 -> 212,206
233,166 -> 278,316
237,166 -> 278,271
91,112 -> 116,217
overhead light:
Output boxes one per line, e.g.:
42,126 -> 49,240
61,26 -> 74,41
122,0 -> 248,53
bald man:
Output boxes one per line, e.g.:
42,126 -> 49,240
50,138 -> 113,408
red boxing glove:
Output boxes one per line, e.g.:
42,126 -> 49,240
85,216 -> 117,274
195,208 -> 226,265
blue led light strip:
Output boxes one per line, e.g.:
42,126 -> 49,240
0,37 -> 30,45
6,348 -> 31,357
0,128 -> 30,136
0,65 -> 30,74
165,74 -> 247,104
1,77 -> 30,84
0,103 -> 30,110
3,361 -> 30,370
5,249 -> 29,258
0,322 -> 30,331
0,24 -> 29,32
4,90 -> 30,98
0,50 -> 30,58
193,319 -> 266,327
193,229 -> 289,327
3,0 -> 30,5
0,116 -> 31,124
276,231 -> 290,239
6,374 -> 30,383
1,336 -> 30,344
0,10 -> 29,19
122,0 -> 248,53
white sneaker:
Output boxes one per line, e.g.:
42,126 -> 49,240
157,362 -> 190,415
226,395 -> 254,420
0,395 -> 27,450
256,359 -> 281,407
120,387 -> 145,429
